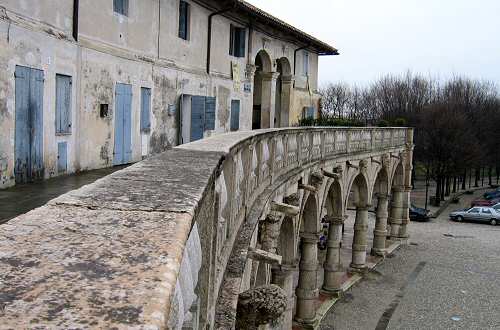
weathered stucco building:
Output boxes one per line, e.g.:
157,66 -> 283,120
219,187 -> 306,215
0,0 -> 337,189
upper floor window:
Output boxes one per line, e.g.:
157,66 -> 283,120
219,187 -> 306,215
113,0 -> 129,16
303,50 -> 309,76
179,0 -> 190,40
229,25 -> 246,58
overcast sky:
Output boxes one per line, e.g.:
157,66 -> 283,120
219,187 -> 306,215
247,0 -> 500,87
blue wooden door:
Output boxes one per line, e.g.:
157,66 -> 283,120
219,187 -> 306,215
190,96 -> 205,142
230,100 -> 240,131
15,65 -> 44,183
113,83 -> 132,165
57,142 -> 67,173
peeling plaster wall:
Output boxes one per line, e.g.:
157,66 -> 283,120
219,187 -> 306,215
0,18 -> 79,188
0,0 -> 323,189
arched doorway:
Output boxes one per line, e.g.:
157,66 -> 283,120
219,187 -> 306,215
252,50 -> 272,130
275,58 -> 292,128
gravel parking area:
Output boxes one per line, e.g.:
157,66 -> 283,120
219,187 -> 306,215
320,190 -> 500,330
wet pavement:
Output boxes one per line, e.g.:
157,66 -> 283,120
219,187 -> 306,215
0,166 -> 127,224
320,189 -> 500,329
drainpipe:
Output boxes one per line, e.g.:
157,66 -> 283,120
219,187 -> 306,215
72,0 -> 79,41
207,2 -> 237,74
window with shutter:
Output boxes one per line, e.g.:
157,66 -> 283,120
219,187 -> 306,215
55,74 -> 72,135
140,87 -> 151,133
179,1 -> 190,40
113,0 -> 129,16
229,25 -> 246,57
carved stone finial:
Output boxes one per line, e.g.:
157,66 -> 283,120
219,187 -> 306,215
359,159 -> 369,170
310,171 -> 324,187
236,285 -> 287,330
333,165 -> 344,175
284,193 -> 300,207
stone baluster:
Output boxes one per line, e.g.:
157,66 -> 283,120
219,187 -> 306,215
322,215 -> 345,294
350,206 -> 369,270
371,194 -> 390,256
294,232 -> 320,325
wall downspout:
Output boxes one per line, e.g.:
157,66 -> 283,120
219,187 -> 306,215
72,0 -> 79,41
207,2 -> 237,74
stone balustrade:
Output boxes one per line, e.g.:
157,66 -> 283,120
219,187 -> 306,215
0,127 -> 412,330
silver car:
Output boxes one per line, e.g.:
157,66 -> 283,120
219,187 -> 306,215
449,206 -> 500,226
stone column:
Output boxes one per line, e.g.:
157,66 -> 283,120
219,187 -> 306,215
322,215 -> 344,294
350,206 -> 369,270
272,264 -> 297,330
389,187 -> 404,239
295,232 -> 320,325
261,72 -> 280,129
372,195 -> 390,256
279,75 -> 294,127
398,186 -> 412,239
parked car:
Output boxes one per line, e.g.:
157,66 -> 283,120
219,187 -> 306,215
449,206 -> 500,226
484,188 -> 500,200
410,204 -> 430,221
471,197 -> 500,208
493,203 -> 500,211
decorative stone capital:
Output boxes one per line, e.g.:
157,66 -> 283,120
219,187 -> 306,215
376,193 -> 391,201
333,165 -> 344,175
359,159 -> 369,170
236,285 -> 287,330
245,64 -> 257,79
261,71 -> 281,82
298,183 -> 317,194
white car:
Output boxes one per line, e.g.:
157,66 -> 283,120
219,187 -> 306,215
493,203 -> 500,212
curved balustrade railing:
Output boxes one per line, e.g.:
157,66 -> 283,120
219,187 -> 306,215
0,126 -> 412,330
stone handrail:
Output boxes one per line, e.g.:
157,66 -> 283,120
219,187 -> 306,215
0,127 -> 412,329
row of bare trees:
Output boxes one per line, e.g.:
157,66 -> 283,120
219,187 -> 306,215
320,72 -> 500,205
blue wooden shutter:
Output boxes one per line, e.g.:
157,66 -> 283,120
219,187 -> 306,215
230,100 -> 240,131
57,142 -> 67,173
140,87 -> 151,132
190,96 -> 205,142
204,96 -> 216,131
30,68 -> 45,180
179,1 -> 189,40
123,84 -> 133,163
56,74 -> 72,134
14,66 -> 31,183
